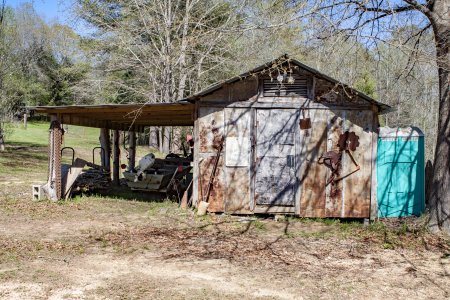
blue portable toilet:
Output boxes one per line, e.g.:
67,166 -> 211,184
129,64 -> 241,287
377,127 -> 425,217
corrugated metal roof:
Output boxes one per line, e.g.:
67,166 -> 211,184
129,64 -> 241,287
30,102 -> 194,130
182,54 -> 393,114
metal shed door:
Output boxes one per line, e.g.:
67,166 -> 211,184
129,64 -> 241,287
255,109 -> 298,206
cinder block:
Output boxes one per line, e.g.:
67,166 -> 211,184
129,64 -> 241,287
32,185 -> 43,201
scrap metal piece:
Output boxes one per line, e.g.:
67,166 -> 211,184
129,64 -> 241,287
319,131 -> 361,186
299,108 -> 311,130
203,135 -> 224,203
318,151 -> 341,170
318,151 -> 341,186
338,131 -> 360,151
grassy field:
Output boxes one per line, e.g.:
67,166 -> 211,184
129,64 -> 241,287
0,121 -> 450,299
7,121 -> 99,149
1,121 -> 163,180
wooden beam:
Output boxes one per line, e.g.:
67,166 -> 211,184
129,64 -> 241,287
200,100 -> 372,111
370,110 -> 379,221
100,128 -> 111,173
111,120 -> 193,126
128,131 -> 136,171
60,113 -> 192,129
34,103 -> 194,114
60,114 -> 147,131
112,130 -> 120,186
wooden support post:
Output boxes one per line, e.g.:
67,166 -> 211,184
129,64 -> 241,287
100,128 -> 111,172
128,131 -> 136,171
0,126 -> 4,152
113,130 -> 120,186
370,110 -> 379,221
23,113 -> 27,130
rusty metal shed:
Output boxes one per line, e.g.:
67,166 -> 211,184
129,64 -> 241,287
32,55 -> 391,219
187,55 -> 390,219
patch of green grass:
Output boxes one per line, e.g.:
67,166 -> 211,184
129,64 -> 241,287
7,121 -> 100,149
252,219 -> 266,231
0,147 -> 48,177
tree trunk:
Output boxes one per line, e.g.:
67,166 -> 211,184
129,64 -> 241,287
171,126 -> 182,153
158,126 -> 164,153
149,126 -> 158,150
112,130 -> 120,186
0,125 -> 4,152
163,126 -> 171,154
428,10 -> 450,232
99,128 -> 111,173
128,131 -> 136,171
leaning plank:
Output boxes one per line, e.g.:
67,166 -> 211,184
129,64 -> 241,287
62,158 -> 87,199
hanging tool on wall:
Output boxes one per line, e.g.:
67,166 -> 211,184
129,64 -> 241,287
197,133 -> 224,216
203,135 -> 225,204
299,107 -> 311,130
318,131 -> 360,186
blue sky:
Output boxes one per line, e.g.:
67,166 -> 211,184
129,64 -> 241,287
8,0 -> 74,24
8,0 -> 92,34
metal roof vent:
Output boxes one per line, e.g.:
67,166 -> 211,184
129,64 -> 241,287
263,74 -> 308,97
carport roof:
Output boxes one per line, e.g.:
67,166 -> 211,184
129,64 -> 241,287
31,101 -> 194,131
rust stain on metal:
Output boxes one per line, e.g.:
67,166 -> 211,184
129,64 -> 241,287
198,107 -> 224,153
338,131 -> 360,152
225,167 -> 251,213
300,109 -> 328,217
325,112 -> 343,217
199,155 -> 224,212
342,111 -> 372,218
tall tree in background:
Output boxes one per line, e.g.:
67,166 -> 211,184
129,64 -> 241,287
0,2 -> 91,148
76,0 -> 244,151
294,0 -> 449,231
0,0 -> 20,150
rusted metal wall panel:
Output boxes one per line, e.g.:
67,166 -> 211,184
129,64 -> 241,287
299,109 -> 328,217
299,109 -> 373,218
198,154 -> 225,212
341,110 -> 373,218
225,167 -> 251,213
198,107 -> 225,153
194,72 -> 376,217
197,106 -> 226,212
224,108 -> 252,213
325,111 -> 345,217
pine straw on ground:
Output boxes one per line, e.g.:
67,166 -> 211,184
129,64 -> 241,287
87,220 -> 450,270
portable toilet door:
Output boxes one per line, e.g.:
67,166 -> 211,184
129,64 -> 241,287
377,127 -> 425,217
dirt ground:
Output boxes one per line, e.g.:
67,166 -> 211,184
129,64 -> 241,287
1,146 -> 450,299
